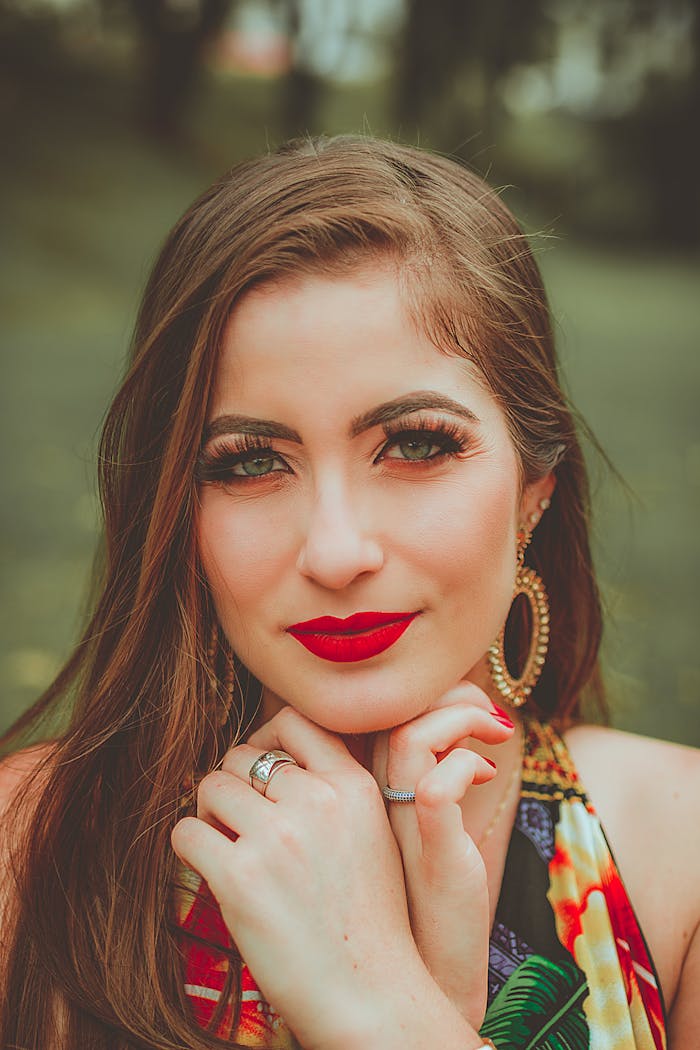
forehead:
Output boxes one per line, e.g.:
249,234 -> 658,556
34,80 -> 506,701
229,262 -> 413,341
207,264 -> 503,432
217,263 -> 482,392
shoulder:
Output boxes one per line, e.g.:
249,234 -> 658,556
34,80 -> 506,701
563,723 -> 700,1021
563,722 -> 700,882
563,723 -> 700,836
564,718 -> 700,784
0,743 -> 54,815
0,744 -> 70,1036
0,743 -> 55,873
0,743 -> 56,940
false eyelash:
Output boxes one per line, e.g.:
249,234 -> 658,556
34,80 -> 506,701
378,415 -> 471,454
196,434 -> 277,483
196,415 -> 472,485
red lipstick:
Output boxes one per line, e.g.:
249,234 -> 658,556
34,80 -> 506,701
286,611 -> 419,663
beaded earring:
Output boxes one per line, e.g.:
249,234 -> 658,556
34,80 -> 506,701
487,498 -> 551,707
179,621 -> 237,812
206,619 -> 236,727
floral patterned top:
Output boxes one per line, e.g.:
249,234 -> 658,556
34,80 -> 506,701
173,718 -> 667,1048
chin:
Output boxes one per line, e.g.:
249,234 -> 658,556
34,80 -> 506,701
288,681 -> 436,736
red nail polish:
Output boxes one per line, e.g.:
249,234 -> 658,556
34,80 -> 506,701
484,757 -> 497,768
492,710 -> 514,729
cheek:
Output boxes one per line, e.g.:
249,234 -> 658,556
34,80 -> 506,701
402,473 -> 518,589
197,498 -> 291,619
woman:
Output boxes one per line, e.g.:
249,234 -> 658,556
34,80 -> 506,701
0,136 -> 697,1049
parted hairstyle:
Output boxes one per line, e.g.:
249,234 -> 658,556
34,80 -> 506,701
0,135 -> 604,1049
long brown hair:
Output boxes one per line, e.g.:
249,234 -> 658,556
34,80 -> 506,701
0,135 -> 604,1048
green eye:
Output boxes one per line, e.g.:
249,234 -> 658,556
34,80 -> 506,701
196,441 -> 290,485
384,436 -> 443,461
396,438 -> 436,460
379,424 -> 466,465
235,455 -> 280,477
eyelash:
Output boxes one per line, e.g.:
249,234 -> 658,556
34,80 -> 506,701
196,435 -> 287,484
196,417 -> 470,486
379,416 -> 468,463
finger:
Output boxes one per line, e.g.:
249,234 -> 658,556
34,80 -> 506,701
246,705 -> 355,775
373,687 -> 512,789
196,768 -> 269,836
222,743 -> 308,803
383,703 -> 511,796
171,814 -> 237,891
380,704 -> 507,855
409,751 -> 492,1023
414,749 -> 493,876
403,750 -> 497,865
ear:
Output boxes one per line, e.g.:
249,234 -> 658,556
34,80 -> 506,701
519,471 -> 557,532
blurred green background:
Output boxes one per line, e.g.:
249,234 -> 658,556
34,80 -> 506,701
1,0 -> 698,745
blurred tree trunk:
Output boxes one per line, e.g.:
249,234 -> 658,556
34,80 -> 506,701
599,2 -> 700,246
124,0 -> 233,140
394,0 -> 473,149
394,0 -> 553,165
277,0 -> 323,140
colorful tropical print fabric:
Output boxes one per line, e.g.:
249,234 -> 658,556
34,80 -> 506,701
173,866 -> 298,1047
482,719 -> 666,1050
174,718 -> 667,1048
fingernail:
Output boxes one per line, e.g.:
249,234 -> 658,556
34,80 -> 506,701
484,757 -> 497,769
491,710 -> 514,729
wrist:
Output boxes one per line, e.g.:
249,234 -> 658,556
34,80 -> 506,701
313,958 -> 487,1050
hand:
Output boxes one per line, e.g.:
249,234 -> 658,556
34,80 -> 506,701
372,681 -> 515,1029
171,706 -> 452,1050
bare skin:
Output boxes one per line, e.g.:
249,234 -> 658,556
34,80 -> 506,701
1,266 -> 698,1045
2,711 -> 699,1048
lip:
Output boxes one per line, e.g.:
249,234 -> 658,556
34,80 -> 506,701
286,611 -> 419,663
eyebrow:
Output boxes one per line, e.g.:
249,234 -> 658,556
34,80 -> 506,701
349,391 -> 480,437
202,391 -> 480,446
202,416 -> 302,445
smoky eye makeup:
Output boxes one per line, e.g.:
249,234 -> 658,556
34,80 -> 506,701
375,413 -> 474,464
196,434 -> 288,484
195,410 -> 477,486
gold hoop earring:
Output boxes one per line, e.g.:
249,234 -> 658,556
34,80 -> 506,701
487,527 -> 550,707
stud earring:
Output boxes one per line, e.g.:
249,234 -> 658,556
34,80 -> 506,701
487,527 -> 550,707
528,496 -> 552,528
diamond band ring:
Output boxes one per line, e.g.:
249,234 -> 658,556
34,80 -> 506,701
382,786 -> 416,803
249,750 -> 298,797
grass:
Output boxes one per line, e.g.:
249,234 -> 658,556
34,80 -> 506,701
1,58 -> 698,744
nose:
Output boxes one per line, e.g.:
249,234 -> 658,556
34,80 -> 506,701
296,475 -> 384,589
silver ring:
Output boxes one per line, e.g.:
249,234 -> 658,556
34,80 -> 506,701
249,749 -> 298,797
382,786 -> 416,804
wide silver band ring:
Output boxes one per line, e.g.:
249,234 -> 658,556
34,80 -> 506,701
382,786 -> 416,804
249,749 -> 298,797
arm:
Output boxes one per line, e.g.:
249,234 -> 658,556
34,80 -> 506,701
0,745 -> 69,1045
668,916 -> 700,1045
665,741 -> 700,1044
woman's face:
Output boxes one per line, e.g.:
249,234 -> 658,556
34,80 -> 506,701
197,264 -> 553,734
